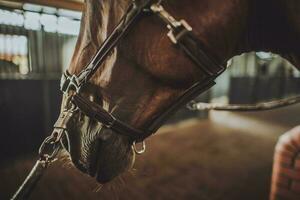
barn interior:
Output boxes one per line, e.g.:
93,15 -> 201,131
0,0 -> 300,200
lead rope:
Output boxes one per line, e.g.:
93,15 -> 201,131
187,95 -> 300,112
11,102 -> 77,200
11,133 -> 63,200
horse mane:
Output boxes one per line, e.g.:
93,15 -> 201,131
83,0 -> 128,47
70,0 -> 129,74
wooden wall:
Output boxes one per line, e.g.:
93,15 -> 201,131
0,79 -> 61,160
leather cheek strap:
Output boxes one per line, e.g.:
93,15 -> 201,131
72,94 -> 150,142
177,32 -> 224,76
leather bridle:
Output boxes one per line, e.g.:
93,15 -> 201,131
11,1 -> 300,199
12,2 -> 226,198
60,0 -> 226,143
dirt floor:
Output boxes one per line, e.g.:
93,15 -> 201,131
1,105 -> 300,200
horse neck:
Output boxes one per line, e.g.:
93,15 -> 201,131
68,0 -> 129,75
242,0 -> 300,68
181,0 -> 300,68
70,0 -> 300,75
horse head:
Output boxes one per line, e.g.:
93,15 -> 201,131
61,0 -> 300,183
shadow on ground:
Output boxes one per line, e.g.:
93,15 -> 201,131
1,106 -> 300,200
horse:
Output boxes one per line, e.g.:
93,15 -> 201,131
62,0 -> 300,183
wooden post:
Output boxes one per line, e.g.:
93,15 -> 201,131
270,126 -> 300,200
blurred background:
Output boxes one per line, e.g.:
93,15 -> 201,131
0,0 -> 300,200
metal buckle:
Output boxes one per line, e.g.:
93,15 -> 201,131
150,3 -> 193,44
167,20 -> 192,44
60,73 -> 81,94
67,75 -> 81,93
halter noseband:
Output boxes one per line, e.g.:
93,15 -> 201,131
60,0 -> 226,142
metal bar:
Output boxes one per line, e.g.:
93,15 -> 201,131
187,95 -> 300,112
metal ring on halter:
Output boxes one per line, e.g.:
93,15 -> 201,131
132,141 -> 146,155
38,136 -> 61,162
